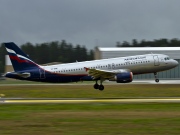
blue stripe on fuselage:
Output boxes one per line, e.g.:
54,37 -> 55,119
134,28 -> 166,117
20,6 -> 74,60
5,69 -> 92,83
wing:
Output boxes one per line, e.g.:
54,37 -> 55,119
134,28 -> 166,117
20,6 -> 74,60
84,67 -> 130,80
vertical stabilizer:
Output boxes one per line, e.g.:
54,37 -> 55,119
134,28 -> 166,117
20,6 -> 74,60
4,42 -> 39,71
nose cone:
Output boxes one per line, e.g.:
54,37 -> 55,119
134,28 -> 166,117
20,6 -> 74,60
172,60 -> 179,67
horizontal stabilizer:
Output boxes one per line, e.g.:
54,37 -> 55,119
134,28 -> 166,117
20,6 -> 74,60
11,72 -> 31,78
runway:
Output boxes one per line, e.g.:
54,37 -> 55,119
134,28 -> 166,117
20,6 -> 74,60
1,98 -> 180,104
0,80 -> 180,87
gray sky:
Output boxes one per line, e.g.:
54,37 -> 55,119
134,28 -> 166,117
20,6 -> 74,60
1,0 -> 180,49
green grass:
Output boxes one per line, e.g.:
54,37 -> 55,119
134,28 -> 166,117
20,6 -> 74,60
0,84 -> 180,98
0,79 -> 54,84
0,79 -> 94,84
0,103 -> 180,135
1,81 -> 180,134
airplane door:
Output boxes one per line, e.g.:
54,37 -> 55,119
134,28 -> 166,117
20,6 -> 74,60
39,69 -> 46,79
153,55 -> 160,66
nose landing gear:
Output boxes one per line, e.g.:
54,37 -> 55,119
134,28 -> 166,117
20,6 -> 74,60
154,72 -> 159,83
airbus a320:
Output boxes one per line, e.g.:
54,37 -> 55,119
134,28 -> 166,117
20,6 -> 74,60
3,42 -> 178,90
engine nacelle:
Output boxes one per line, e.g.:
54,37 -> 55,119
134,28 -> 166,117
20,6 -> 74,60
109,72 -> 133,83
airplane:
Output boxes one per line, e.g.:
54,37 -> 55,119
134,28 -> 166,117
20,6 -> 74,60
3,42 -> 179,90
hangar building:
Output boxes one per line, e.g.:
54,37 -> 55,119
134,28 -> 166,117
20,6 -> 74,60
94,47 -> 180,80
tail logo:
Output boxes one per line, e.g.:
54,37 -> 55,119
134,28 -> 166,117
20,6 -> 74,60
6,48 -> 34,64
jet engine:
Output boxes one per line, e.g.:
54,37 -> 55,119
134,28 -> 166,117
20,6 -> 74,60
109,72 -> 133,83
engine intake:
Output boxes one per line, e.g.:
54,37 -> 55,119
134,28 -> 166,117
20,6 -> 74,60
109,72 -> 133,83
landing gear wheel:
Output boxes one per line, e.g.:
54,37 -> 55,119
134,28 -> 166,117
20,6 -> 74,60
155,79 -> 159,83
94,83 -> 99,89
154,73 -> 157,79
154,72 -> 159,83
98,85 -> 104,91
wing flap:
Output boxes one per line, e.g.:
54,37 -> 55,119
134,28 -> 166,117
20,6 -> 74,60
84,67 -> 130,80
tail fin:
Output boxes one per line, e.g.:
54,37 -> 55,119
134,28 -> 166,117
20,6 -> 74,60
4,42 -> 39,71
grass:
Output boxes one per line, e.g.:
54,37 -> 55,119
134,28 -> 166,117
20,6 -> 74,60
0,83 -> 180,98
1,80 -> 180,134
0,79 -> 95,84
0,79 -> 43,84
0,103 -> 180,135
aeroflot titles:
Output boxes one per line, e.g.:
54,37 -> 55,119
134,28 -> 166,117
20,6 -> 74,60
124,56 -> 146,61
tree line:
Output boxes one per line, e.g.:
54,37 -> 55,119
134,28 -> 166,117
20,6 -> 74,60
0,40 -> 94,73
116,38 -> 180,47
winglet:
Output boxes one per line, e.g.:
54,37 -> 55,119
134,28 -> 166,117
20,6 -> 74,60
84,67 -> 89,72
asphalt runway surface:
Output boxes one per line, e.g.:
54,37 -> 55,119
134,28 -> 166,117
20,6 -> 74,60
1,98 -> 180,104
0,80 -> 180,86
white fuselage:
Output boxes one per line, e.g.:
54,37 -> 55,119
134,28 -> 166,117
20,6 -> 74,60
42,54 -> 178,75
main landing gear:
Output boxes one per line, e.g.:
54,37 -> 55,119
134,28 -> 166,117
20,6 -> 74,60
94,79 -> 104,91
154,72 -> 159,83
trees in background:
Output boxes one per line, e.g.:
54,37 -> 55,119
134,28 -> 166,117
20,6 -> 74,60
20,40 -> 94,64
0,44 -> 6,73
116,38 -> 180,47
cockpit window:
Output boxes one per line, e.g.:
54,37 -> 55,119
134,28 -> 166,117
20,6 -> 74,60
164,57 -> 170,60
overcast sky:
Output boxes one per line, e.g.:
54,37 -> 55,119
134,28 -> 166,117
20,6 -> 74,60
1,0 -> 180,49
